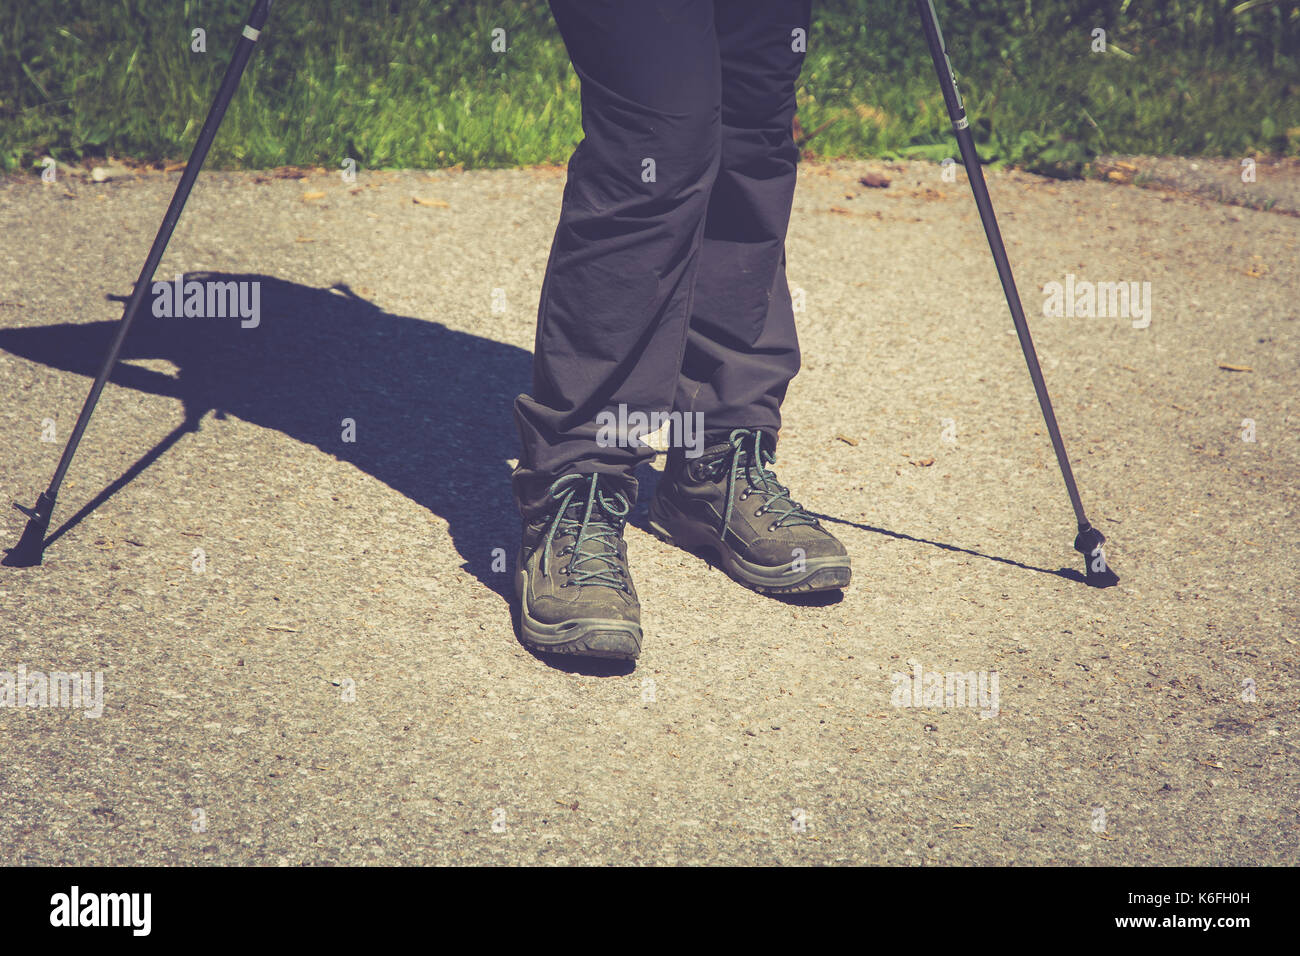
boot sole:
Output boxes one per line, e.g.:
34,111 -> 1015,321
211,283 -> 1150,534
647,503 -> 851,595
515,568 -> 642,660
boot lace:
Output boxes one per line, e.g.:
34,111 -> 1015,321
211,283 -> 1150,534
542,474 -> 631,591
720,428 -> 819,543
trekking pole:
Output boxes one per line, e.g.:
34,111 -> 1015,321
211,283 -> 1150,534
5,0 -> 274,567
914,0 -> 1118,587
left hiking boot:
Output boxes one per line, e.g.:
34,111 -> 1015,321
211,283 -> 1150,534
648,427 -> 851,594
515,473 -> 642,660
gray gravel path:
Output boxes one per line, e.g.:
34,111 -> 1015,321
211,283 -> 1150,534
1,159 -> 1296,865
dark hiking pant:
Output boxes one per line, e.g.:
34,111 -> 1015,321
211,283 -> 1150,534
512,0 -> 811,517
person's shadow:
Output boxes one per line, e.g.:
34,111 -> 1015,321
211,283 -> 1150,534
0,272 -> 526,600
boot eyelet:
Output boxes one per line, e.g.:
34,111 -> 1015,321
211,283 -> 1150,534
768,522 -> 777,532
562,564 -> 570,574
755,506 -> 765,516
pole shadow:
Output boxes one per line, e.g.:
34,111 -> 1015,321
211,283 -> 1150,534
813,513 -> 1085,584
628,462 -> 1084,589
0,273 -> 527,600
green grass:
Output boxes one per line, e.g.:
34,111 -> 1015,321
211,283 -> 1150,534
3,0 -> 1299,176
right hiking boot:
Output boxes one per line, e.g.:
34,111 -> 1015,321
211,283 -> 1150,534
649,428 -> 851,595
515,472 -> 642,661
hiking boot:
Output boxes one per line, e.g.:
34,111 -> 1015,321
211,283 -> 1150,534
648,427 -> 851,594
515,472 -> 642,660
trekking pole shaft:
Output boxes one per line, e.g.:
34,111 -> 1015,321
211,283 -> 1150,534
914,0 -> 1089,531
44,0 -> 273,500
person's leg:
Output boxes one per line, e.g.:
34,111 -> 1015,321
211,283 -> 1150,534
651,0 -> 852,595
513,1 -> 723,660
512,0 -> 722,519
674,0 -> 810,444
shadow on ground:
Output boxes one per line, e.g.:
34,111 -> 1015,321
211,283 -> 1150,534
629,463 -> 1085,591
1,271 -> 1086,623
0,272 -> 528,599
816,513 -> 1086,584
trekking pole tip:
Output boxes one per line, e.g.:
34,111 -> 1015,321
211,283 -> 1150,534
2,494 -> 54,568
1074,524 -> 1119,588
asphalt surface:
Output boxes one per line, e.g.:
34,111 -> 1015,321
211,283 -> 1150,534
1,158 -> 1296,864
